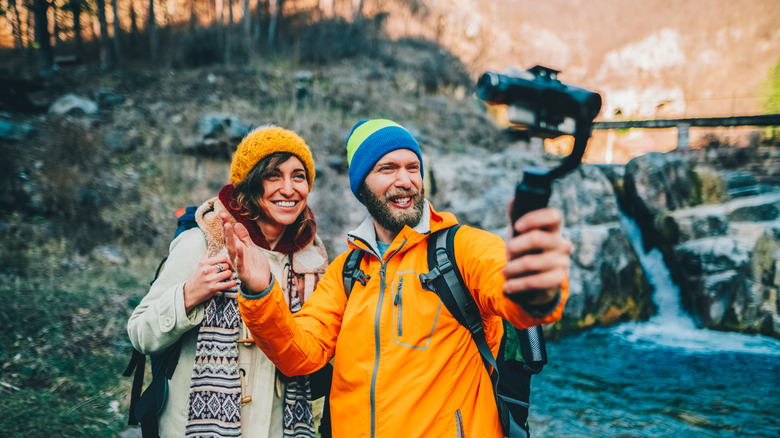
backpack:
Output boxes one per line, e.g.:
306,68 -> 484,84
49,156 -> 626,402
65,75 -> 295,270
342,224 -> 548,438
123,206 -> 199,438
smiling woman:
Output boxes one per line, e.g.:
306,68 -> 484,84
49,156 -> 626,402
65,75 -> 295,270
235,151 -> 311,249
127,126 -> 331,438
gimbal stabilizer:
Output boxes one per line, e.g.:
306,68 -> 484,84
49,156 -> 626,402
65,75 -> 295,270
476,65 -> 602,235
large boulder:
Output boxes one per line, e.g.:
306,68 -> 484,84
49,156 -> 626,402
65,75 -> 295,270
623,152 -> 695,249
564,222 -> 654,329
186,113 -> 250,158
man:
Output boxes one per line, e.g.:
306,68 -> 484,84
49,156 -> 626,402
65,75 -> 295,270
223,119 -> 571,438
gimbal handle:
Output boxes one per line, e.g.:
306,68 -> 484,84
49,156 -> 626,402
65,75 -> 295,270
510,120 -> 593,236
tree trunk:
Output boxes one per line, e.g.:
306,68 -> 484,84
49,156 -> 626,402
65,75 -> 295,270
52,1 -> 61,46
268,0 -> 284,47
129,0 -> 138,51
10,0 -> 25,51
68,0 -> 84,60
148,0 -> 159,65
225,0 -> 233,64
353,0 -> 364,19
31,0 -> 54,71
253,0 -> 264,46
216,0 -> 224,51
189,0 -> 196,31
242,0 -> 251,55
96,0 -> 114,69
112,0 -> 122,62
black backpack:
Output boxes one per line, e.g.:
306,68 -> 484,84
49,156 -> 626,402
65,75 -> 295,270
123,206 -> 199,438
342,225 -> 548,438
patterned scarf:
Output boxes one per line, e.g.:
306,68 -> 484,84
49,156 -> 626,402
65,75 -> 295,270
185,273 -> 242,438
185,185 -> 318,437
282,260 -> 316,438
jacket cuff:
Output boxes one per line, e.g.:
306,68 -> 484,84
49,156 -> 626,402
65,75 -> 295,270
519,288 -> 562,318
239,274 -> 277,300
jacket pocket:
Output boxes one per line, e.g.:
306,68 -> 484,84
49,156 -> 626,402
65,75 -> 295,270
455,409 -> 465,438
392,270 -> 441,350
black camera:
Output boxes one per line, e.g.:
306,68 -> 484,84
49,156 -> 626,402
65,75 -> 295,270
476,65 -> 602,138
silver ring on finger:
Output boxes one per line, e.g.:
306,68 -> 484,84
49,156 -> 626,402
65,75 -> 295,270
215,263 -> 224,272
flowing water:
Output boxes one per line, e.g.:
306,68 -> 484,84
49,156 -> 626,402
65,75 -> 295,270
528,214 -> 780,437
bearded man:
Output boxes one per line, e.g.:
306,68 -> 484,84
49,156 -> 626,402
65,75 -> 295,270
223,119 -> 572,438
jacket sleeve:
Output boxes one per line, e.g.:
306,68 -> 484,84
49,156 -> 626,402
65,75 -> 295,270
127,228 -> 206,354
238,251 -> 349,377
454,226 -> 568,329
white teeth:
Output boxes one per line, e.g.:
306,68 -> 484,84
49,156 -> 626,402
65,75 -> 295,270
274,201 -> 296,207
395,197 -> 411,205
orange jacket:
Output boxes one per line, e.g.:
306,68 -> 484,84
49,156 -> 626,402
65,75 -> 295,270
238,203 -> 567,438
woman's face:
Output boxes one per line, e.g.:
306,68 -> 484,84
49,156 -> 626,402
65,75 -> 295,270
258,156 -> 309,228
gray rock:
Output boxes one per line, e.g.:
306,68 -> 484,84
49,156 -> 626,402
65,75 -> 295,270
189,113 -> 251,158
48,93 -> 99,115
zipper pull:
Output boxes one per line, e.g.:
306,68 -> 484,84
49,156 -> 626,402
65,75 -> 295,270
395,278 -> 404,336
394,278 -> 404,305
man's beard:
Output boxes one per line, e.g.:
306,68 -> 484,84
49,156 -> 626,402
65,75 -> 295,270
359,184 -> 425,235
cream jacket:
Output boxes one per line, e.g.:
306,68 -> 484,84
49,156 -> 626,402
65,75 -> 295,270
127,197 -> 328,437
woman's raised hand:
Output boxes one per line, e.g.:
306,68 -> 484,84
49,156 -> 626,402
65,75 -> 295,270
221,213 -> 272,294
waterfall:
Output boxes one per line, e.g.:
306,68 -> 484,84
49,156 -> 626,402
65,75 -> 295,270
609,210 -> 780,356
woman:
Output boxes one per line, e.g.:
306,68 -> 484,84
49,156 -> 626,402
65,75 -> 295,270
128,126 -> 329,437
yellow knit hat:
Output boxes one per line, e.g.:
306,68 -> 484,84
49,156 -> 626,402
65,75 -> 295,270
230,126 -> 316,189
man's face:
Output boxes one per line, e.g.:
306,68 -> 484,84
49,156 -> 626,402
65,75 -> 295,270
360,149 -> 425,235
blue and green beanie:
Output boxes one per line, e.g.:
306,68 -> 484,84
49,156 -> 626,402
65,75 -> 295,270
346,119 -> 424,201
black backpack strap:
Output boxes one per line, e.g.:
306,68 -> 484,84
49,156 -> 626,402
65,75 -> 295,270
123,349 -> 146,426
342,249 -> 369,299
132,339 -> 183,438
419,225 -> 529,438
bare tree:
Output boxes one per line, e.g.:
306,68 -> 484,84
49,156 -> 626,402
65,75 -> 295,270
129,0 -> 138,51
148,0 -> 159,65
112,0 -> 121,62
253,0 -> 265,46
53,0 -> 61,46
353,0 -> 364,19
189,0 -> 195,30
31,0 -> 54,70
267,0 -> 283,47
96,0 -> 114,68
25,2 -> 34,65
8,0 -> 26,52
242,0 -> 250,55
225,0 -> 233,63
67,0 -> 84,60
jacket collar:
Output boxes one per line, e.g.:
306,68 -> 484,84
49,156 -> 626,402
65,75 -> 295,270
347,200 -> 458,258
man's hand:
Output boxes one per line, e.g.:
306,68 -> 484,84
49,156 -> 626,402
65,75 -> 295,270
221,213 -> 272,293
503,208 -> 572,305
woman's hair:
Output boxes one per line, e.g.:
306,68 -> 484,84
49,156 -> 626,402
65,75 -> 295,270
233,151 -> 314,242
